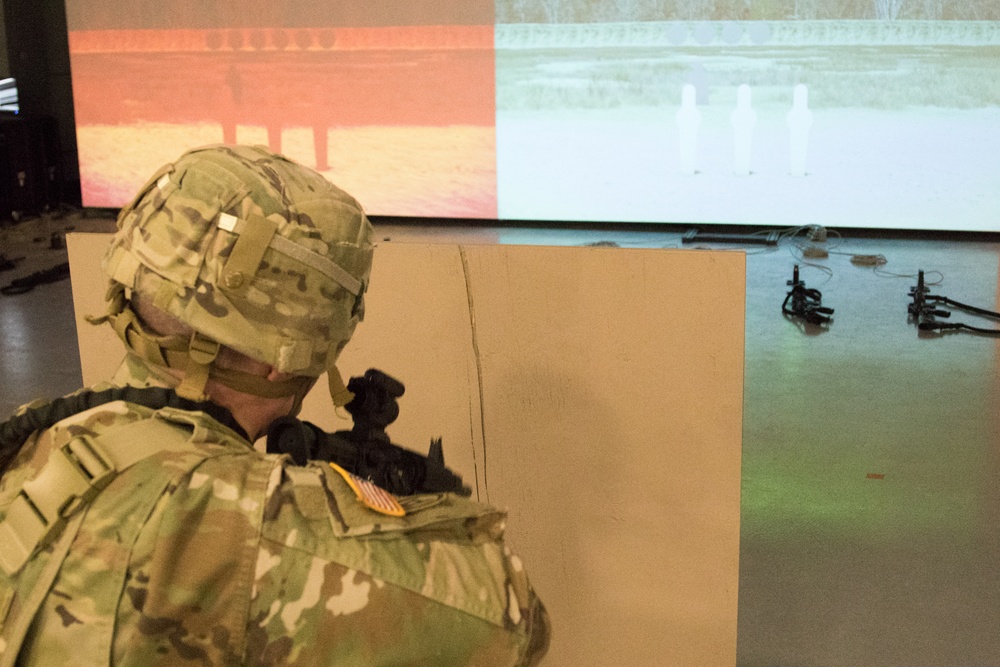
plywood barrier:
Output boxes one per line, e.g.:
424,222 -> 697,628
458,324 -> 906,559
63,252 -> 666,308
68,233 -> 745,666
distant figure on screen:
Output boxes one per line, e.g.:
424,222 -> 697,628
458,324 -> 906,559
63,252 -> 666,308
787,84 -> 813,176
687,63 -> 711,105
676,84 -> 701,175
731,84 -> 756,176
222,65 -> 245,146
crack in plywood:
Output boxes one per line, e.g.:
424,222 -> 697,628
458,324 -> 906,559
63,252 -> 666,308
459,245 -> 489,503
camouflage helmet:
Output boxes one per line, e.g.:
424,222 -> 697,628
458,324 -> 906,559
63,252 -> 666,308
97,144 -> 375,405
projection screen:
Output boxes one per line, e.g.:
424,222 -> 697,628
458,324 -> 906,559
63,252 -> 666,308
66,1 -> 1000,232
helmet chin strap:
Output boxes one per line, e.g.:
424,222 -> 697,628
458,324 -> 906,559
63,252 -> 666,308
176,331 -> 219,401
92,291 -> 320,404
288,375 -> 319,417
327,361 -> 355,408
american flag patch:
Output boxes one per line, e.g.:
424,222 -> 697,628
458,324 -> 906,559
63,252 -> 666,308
329,462 -> 406,517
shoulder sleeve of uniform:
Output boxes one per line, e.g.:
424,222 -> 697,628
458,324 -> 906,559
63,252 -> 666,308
0,430 -> 50,511
253,460 -> 551,664
317,460 -> 507,539
261,459 -> 507,540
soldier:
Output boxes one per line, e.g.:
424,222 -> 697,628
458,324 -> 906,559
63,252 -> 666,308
0,145 -> 550,665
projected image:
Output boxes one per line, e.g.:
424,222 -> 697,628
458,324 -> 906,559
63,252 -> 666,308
67,1 -> 497,218
495,2 -> 1000,231
65,0 -> 1000,231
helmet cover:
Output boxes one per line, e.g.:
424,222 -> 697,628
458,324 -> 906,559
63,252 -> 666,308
102,144 -> 375,380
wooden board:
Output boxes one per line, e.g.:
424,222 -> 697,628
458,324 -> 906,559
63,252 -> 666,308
68,233 -> 745,665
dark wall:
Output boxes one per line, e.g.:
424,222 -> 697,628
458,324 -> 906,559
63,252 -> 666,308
2,0 -> 81,205
0,3 -> 9,78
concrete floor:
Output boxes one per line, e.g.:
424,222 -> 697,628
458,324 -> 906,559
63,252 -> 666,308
0,211 -> 114,417
2,212 -> 999,665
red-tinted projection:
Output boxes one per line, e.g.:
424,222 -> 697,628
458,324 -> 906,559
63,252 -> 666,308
68,2 -> 496,218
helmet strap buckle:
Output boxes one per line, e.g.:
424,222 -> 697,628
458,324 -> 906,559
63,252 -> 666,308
176,332 -> 220,401
327,363 -> 354,408
187,331 -> 221,366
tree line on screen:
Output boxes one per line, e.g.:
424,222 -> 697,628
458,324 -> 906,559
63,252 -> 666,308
497,0 -> 999,22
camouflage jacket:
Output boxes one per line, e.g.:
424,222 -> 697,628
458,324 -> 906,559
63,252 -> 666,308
0,358 -> 550,665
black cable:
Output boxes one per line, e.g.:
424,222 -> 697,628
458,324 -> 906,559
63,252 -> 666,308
930,296 -> 1000,321
918,321 -> 1000,336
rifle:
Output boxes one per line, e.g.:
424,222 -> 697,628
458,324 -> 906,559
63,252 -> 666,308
782,264 -> 833,326
265,369 -> 471,497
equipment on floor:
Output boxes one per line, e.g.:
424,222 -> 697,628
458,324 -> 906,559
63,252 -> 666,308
0,254 -> 22,272
683,228 -> 780,246
0,261 -> 70,295
783,264 -> 833,326
908,270 -> 1000,336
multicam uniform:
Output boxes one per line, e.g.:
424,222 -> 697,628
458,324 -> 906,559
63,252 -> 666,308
0,356 -> 550,665
1,144 -> 549,665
